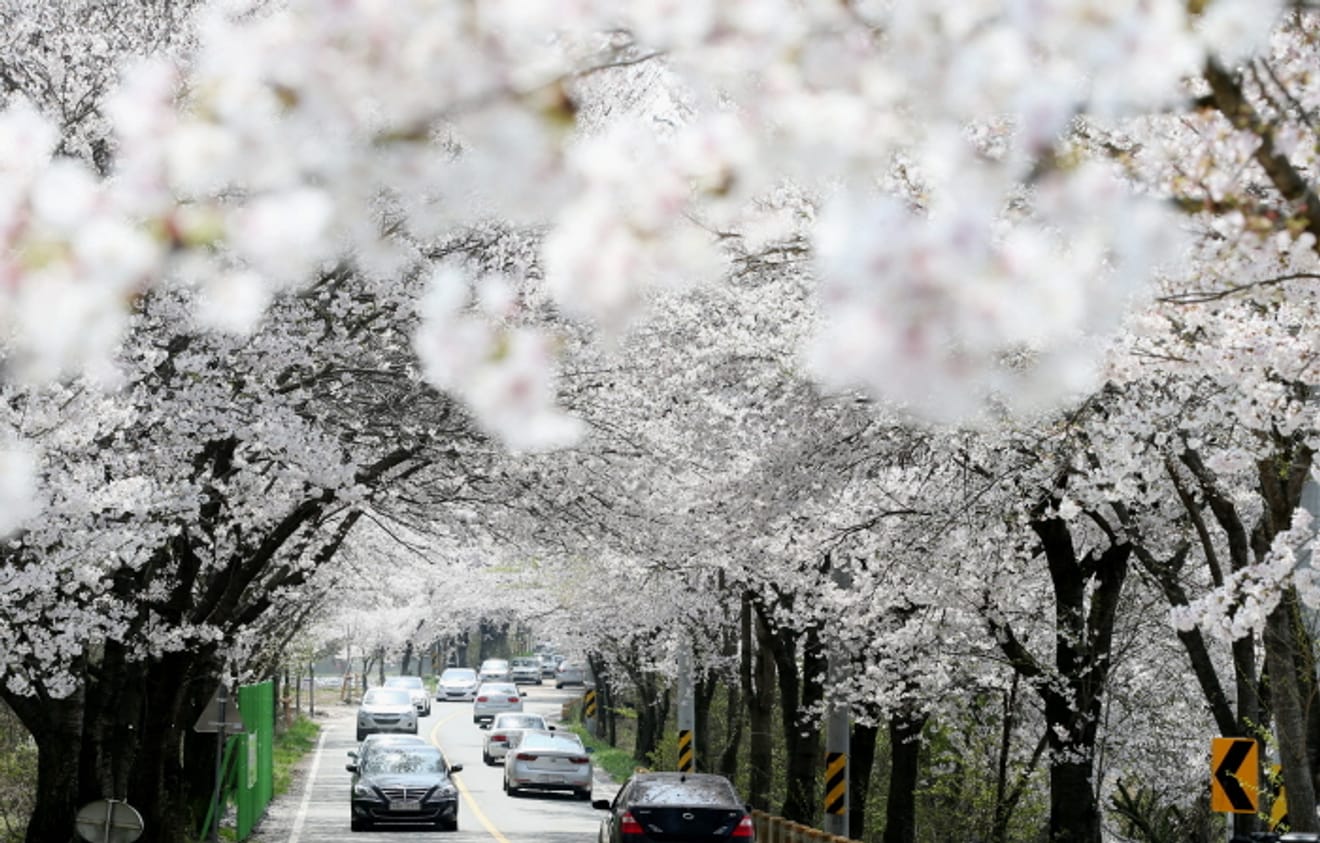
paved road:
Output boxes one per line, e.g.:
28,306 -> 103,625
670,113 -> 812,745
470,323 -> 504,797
250,683 -> 616,843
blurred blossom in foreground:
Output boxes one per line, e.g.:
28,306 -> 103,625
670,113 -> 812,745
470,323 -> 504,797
0,0 -> 1292,459
0,445 -> 38,535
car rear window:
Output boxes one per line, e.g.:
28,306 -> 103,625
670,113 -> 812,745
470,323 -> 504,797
363,689 -> 411,706
494,714 -> 545,729
520,732 -> 584,752
385,676 -> 423,689
479,683 -> 517,696
631,777 -> 740,806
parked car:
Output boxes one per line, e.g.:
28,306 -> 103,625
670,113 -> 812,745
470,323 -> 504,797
347,743 -> 463,832
473,682 -> 523,726
539,654 -> 561,678
383,675 -> 431,717
504,730 -> 593,800
510,657 -> 542,685
554,661 -> 587,689
592,771 -> 755,842
479,658 -> 513,683
482,712 -> 552,766
356,687 -> 418,742
436,667 -> 480,702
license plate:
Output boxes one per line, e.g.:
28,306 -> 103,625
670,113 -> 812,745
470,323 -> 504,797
390,800 -> 420,811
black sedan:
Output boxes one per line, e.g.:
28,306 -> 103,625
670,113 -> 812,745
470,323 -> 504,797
347,744 -> 463,832
593,772 -> 755,842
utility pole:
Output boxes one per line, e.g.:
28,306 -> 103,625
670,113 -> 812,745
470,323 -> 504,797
677,636 -> 695,773
823,561 -> 852,837
210,683 -> 229,843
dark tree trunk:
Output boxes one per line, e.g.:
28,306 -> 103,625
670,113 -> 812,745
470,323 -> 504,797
755,593 -> 824,824
634,679 -> 670,765
8,693 -> 83,843
718,676 -> 744,781
745,594 -> 776,812
849,720 -> 880,840
5,647 -> 221,843
693,671 -> 717,772
882,710 -> 926,843
990,507 -> 1130,843
779,623 -> 824,823
401,640 -> 414,676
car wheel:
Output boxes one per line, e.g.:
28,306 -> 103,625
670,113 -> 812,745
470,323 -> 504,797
482,750 -> 493,766
351,818 -> 371,832
576,788 -> 592,801
440,817 -> 458,832
555,683 -> 563,689
355,729 -> 365,741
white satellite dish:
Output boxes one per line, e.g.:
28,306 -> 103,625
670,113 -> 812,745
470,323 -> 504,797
74,799 -> 144,843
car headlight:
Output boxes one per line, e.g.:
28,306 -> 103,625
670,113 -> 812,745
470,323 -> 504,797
353,783 -> 379,799
357,713 -> 368,724
431,784 -> 457,799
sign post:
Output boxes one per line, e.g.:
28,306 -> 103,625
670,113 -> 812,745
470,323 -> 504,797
1212,736 -> 1259,841
676,638 -> 695,773
194,684 -> 242,843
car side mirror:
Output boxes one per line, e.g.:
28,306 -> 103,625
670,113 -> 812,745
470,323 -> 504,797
449,763 -> 464,773
585,747 -> 596,754
591,799 -> 611,810
345,763 -> 357,773
520,690 -> 528,697
548,725 -> 556,731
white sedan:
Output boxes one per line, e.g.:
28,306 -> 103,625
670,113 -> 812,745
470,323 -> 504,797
436,667 -> 480,702
482,712 -> 551,765
472,682 -> 523,726
503,730 -> 593,800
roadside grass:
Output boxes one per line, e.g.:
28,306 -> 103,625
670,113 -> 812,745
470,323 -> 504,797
273,716 -> 321,797
567,724 -> 643,784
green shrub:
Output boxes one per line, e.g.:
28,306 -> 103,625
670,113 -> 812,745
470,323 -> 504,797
0,703 -> 34,843
272,717 -> 321,798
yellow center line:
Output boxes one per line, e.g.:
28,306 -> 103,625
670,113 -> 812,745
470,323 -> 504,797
430,712 -> 511,843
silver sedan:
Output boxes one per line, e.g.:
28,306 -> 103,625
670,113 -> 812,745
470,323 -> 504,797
502,730 -> 593,800
472,682 -> 523,726
482,712 -> 551,765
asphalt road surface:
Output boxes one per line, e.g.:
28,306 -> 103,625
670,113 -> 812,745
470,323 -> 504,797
249,683 -> 616,843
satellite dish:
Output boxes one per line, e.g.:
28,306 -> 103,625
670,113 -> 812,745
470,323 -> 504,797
74,799 -> 144,843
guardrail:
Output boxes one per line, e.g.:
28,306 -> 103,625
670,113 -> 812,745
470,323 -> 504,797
750,810 -> 861,843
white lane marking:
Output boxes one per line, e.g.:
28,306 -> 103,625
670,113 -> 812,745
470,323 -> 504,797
287,725 -> 329,843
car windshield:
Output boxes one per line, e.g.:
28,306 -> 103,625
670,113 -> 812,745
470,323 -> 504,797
442,669 -> 476,681
481,660 -> 509,670
384,676 -> 424,689
493,714 -> 545,729
362,748 -> 448,775
630,776 -> 740,806
362,688 -> 411,706
520,732 -> 584,753
512,658 -> 536,667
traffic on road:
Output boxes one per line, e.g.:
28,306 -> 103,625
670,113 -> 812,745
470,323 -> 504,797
266,681 -> 612,842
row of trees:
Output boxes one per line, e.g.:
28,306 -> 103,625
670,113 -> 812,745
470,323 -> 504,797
3,2 -> 1320,843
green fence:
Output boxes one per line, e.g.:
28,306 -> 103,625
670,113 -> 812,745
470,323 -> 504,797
235,681 -> 274,839
198,680 -> 275,841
